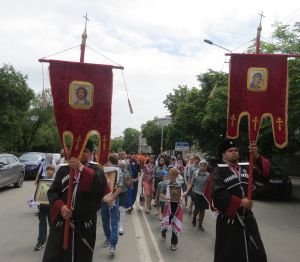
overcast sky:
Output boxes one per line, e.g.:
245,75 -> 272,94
0,0 -> 299,137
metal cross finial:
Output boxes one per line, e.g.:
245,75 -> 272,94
258,11 -> 265,23
83,13 -> 89,29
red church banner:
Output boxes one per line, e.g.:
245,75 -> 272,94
227,53 -> 289,148
48,60 -> 113,164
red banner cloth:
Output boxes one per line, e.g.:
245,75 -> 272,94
49,60 -> 113,163
227,53 -> 289,148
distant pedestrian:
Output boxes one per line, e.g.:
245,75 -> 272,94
118,160 -> 131,235
160,168 -> 183,251
156,170 -> 170,220
187,156 -> 200,215
168,156 -> 177,169
34,165 -> 55,251
153,156 -> 168,198
183,160 -> 210,231
142,155 -> 155,214
126,155 -> 140,212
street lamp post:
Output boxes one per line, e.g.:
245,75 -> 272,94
157,117 -> 171,154
204,39 -> 232,52
160,125 -> 164,153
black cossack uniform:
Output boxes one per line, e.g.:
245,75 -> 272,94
42,162 -> 109,262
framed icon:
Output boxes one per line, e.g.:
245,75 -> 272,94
103,167 -> 117,193
34,179 -> 54,205
69,80 -> 94,109
169,185 -> 181,203
247,67 -> 268,92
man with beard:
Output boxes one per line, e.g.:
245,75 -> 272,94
213,139 -> 270,262
42,140 -> 110,262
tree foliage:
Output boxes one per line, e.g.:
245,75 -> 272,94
123,128 -> 140,153
163,71 -> 229,155
0,65 -> 61,153
110,136 -> 124,152
0,64 -> 34,152
141,120 -> 162,154
25,89 -> 61,152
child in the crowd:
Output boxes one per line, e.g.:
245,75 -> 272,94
34,164 -> 55,251
187,156 -> 200,215
160,168 -> 183,251
156,170 -> 169,220
183,160 -> 210,231
118,160 -> 132,235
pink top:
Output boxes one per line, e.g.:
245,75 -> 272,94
143,163 -> 155,183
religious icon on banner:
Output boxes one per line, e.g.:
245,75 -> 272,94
227,53 -> 289,147
247,68 -> 268,91
47,60 -> 114,161
69,81 -> 94,109
169,185 -> 181,203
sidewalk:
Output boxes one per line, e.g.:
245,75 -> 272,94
291,177 -> 300,200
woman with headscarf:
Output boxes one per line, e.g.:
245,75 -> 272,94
125,155 -> 140,212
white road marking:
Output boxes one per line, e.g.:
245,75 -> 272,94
134,175 -> 165,262
131,203 -> 153,262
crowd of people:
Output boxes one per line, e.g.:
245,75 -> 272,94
31,138 -> 271,262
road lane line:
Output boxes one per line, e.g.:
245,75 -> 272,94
135,175 -> 165,262
131,205 -> 153,262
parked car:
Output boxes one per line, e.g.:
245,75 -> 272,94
19,152 -> 45,180
0,153 -> 25,189
253,165 -> 293,200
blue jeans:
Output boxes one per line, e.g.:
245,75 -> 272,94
101,200 -> 119,246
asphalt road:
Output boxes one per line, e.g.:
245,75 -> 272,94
0,179 -> 299,262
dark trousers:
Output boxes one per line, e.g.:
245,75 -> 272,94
154,177 -> 163,199
162,203 -> 178,245
43,214 -> 97,262
214,212 -> 267,262
38,205 -> 50,244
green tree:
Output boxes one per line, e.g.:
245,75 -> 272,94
0,64 -> 34,152
123,128 -> 140,153
141,121 -> 162,154
110,137 -> 124,152
24,89 -> 61,152
163,71 -> 229,155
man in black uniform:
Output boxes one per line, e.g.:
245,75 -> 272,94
213,139 -> 270,262
42,140 -> 110,262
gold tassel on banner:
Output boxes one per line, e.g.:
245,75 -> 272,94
121,70 -> 134,114
209,83 -> 218,99
128,98 -> 133,114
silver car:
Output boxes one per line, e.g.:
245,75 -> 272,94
0,153 -> 25,188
